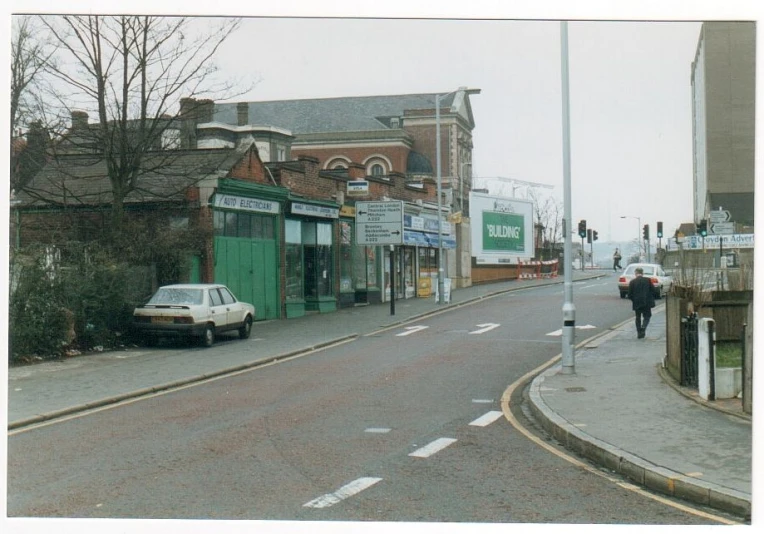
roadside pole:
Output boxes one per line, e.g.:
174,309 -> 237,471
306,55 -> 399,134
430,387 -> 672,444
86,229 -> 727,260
389,245 -> 395,316
560,21 -> 575,374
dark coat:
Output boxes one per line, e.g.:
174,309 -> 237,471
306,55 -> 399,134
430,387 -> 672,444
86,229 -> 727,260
628,275 -> 655,311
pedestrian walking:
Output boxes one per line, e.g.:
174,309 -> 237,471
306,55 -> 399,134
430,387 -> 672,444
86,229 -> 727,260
628,267 -> 655,339
613,248 -> 622,271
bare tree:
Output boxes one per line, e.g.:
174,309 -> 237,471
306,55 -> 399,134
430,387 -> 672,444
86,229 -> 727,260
10,16 -> 58,192
34,15 -> 245,231
527,188 -> 563,259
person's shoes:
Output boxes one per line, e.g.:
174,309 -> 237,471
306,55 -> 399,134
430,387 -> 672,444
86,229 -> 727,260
637,329 -> 645,339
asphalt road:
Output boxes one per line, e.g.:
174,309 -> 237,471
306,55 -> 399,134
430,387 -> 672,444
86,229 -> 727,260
7,278 -> 726,525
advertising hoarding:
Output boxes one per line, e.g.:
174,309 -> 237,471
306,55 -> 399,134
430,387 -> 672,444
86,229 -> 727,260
470,192 -> 534,263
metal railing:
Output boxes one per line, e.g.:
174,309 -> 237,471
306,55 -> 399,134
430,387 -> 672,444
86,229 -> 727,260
681,312 -> 699,387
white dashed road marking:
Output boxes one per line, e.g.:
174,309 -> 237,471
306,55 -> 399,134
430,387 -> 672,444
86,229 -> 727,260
469,410 -> 504,427
303,477 -> 383,509
409,438 -> 457,458
472,399 -> 493,404
365,428 -> 391,433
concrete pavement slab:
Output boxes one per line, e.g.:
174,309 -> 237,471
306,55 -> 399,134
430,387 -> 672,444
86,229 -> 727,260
529,308 -> 752,517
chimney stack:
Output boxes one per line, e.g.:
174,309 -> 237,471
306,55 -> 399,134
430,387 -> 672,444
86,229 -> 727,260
71,111 -> 89,130
237,102 -> 249,126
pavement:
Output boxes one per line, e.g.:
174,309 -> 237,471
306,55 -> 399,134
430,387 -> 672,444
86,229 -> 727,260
6,269 -> 753,519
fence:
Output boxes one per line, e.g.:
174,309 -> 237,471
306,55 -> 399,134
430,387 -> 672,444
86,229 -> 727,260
680,312 -> 699,388
517,259 -> 559,280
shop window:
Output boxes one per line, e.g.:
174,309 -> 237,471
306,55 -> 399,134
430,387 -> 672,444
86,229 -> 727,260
224,212 -> 237,237
237,213 -> 252,238
303,222 -> 334,299
339,221 -> 353,293
285,219 -> 303,301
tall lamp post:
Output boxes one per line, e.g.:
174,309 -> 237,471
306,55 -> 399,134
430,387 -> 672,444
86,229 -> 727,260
620,215 -> 641,260
435,88 -> 480,304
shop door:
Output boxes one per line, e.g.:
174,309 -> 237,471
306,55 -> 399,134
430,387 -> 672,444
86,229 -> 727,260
214,236 -> 278,320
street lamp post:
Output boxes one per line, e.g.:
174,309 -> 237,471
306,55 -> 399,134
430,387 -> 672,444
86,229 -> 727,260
621,215 -> 641,260
435,93 -> 445,304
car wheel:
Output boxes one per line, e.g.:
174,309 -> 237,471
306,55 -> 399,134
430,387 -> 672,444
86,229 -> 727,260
239,315 -> 253,339
200,324 -> 215,348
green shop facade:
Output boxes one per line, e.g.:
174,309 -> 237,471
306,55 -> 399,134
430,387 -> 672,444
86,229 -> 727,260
211,179 -> 450,320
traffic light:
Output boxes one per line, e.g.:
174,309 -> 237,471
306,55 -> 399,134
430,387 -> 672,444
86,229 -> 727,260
578,219 -> 587,239
657,221 -> 663,238
593,230 -> 599,241
698,219 -> 708,237
642,224 -> 649,241
586,228 -> 592,244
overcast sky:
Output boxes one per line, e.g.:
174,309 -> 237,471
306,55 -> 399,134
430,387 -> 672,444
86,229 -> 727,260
212,17 -> 703,244
6,1 -> 762,246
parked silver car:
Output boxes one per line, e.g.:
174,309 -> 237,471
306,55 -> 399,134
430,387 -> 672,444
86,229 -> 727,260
133,284 -> 255,347
618,263 -> 673,299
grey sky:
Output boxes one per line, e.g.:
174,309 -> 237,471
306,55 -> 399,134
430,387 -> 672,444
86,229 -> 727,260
7,2 -> 761,246
211,17 -> 703,244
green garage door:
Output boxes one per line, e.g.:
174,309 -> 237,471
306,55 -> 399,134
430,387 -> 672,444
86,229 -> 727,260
214,236 -> 279,321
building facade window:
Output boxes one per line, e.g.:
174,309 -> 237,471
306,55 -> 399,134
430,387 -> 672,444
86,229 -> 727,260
284,219 -> 303,302
370,163 -> 384,176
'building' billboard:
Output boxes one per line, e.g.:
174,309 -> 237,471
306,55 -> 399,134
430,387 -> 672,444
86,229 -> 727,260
470,192 -> 534,263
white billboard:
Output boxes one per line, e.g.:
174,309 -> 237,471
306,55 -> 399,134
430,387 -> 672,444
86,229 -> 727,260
470,192 -> 534,263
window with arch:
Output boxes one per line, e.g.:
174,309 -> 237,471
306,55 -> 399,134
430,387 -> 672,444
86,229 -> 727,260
326,157 -> 350,170
370,163 -> 384,176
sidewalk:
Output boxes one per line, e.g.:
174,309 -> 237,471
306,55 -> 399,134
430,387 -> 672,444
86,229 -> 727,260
528,308 -> 752,518
7,270 -> 751,517
7,271 -> 599,428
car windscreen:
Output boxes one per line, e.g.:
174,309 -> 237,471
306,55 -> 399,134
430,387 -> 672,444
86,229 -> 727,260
148,288 -> 203,306
625,266 -> 655,276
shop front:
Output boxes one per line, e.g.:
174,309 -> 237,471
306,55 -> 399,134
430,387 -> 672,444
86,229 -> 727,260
285,199 -> 340,318
338,205 -> 382,307
392,213 -> 456,300
212,180 -> 288,321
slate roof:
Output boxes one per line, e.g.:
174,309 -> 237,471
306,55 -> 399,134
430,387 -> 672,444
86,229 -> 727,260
213,93 -> 458,135
16,144 -> 253,208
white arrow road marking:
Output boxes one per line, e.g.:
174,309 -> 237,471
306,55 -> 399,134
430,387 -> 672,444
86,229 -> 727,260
469,411 -> 504,427
469,323 -> 500,335
396,325 -> 429,336
546,325 -> 597,336
409,438 -> 457,458
303,477 -> 383,509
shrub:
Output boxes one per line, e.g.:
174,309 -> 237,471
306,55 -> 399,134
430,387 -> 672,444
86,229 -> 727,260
8,261 -> 70,363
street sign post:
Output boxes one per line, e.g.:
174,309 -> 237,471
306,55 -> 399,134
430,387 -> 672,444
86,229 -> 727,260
709,210 -> 731,224
355,200 -> 404,245
711,222 -> 734,235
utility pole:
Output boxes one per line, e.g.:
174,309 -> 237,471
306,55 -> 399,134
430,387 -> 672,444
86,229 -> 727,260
560,21 -> 575,374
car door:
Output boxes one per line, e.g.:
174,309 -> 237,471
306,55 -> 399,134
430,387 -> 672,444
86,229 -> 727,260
218,286 -> 241,328
207,288 -> 228,329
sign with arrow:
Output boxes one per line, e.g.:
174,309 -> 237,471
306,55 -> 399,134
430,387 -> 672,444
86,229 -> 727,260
711,222 -> 734,235
356,201 -> 404,245
709,210 -> 731,224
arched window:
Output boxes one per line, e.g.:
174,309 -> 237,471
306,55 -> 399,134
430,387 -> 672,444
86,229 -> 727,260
370,163 -> 384,176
